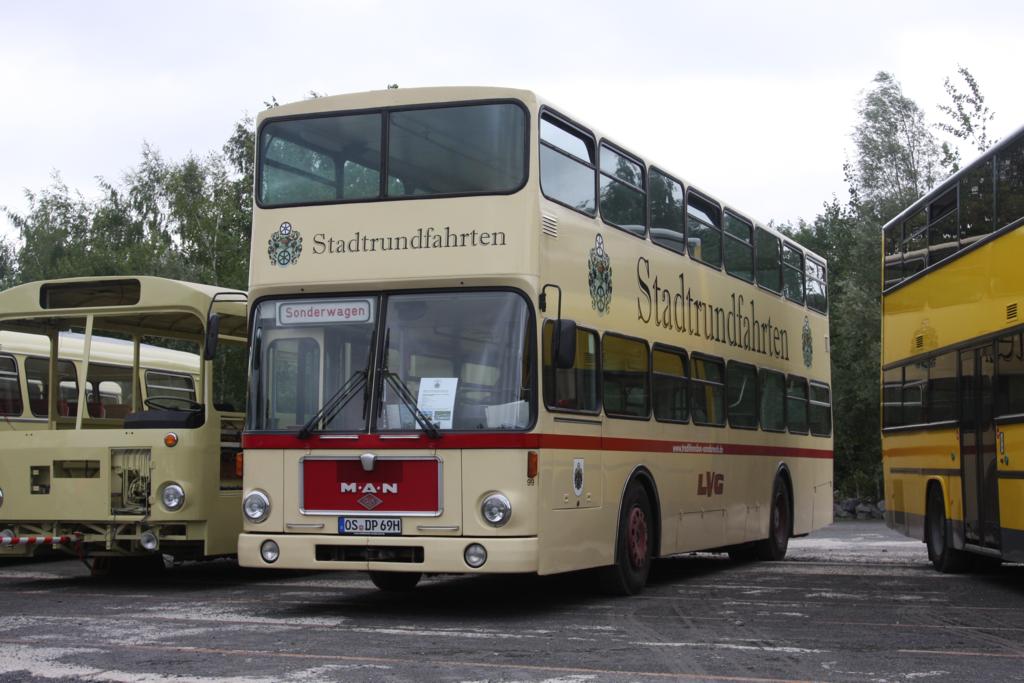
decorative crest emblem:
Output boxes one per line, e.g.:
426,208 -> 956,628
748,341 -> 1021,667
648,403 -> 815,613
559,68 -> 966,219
572,458 -> 585,497
588,234 -> 612,315
268,221 -> 303,267
802,316 -> 813,368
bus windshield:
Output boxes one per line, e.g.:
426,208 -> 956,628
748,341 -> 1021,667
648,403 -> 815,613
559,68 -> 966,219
258,102 -> 527,207
247,291 -> 533,433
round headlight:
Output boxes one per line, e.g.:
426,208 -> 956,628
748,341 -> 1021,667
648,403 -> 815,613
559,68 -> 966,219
243,490 -> 271,523
464,543 -> 487,568
260,540 -> 280,563
481,492 -> 512,527
161,483 -> 185,511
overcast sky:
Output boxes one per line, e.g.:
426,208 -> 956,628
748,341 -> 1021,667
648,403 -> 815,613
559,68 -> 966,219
2,0 -> 1022,244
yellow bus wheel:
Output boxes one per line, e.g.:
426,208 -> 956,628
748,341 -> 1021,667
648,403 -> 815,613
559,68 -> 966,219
925,484 -> 968,573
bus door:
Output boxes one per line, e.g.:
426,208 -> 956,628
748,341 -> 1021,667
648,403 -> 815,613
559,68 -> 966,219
959,345 -> 1001,549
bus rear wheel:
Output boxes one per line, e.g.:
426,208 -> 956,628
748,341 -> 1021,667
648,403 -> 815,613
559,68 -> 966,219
599,481 -> 653,595
756,477 -> 791,561
369,571 -> 421,592
925,485 -> 968,573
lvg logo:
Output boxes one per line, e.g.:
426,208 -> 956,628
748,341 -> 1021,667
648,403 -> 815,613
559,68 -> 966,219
340,482 -> 399,494
697,472 -> 725,497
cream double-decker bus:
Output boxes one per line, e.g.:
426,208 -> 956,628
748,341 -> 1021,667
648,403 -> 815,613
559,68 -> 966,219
0,276 -> 247,570
239,87 -> 833,593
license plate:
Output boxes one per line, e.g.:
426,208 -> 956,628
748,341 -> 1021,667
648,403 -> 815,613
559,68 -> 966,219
339,517 -> 402,536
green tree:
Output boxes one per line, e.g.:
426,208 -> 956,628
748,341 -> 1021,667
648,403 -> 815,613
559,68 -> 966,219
783,70 -> 982,497
937,66 -> 996,164
4,118 -> 254,290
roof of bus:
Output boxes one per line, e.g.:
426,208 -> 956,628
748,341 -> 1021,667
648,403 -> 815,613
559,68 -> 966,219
0,276 -> 247,340
881,123 -> 1024,232
259,86 -> 826,267
0,330 -> 200,374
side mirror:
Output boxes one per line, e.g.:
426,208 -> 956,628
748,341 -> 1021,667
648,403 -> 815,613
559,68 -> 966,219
554,319 -> 577,370
203,314 -> 221,361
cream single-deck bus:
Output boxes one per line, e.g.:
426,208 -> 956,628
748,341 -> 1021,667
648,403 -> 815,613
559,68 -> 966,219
239,87 -> 833,593
882,126 -> 1024,572
0,276 -> 247,570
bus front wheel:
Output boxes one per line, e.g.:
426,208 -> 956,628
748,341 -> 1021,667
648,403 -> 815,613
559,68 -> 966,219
599,481 -> 653,595
369,571 -> 421,592
925,485 -> 968,573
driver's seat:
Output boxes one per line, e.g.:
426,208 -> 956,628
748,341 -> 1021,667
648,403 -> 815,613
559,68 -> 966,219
123,407 -> 205,429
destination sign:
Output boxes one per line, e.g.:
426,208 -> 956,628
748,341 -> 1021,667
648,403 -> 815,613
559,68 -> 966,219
277,299 -> 373,325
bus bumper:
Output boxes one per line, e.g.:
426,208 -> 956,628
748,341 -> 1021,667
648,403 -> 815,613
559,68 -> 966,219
238,532 -> 539,574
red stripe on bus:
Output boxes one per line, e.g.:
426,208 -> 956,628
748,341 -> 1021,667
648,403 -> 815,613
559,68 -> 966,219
241,432 -> 832,459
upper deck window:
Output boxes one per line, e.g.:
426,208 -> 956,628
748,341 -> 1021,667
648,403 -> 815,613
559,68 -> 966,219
723,211 -> 754,283
540,113 -> 597,216
258,102 -> 527,207
599,143 -> 646,237
687,193 -> 722,268
649,169 -> 684,254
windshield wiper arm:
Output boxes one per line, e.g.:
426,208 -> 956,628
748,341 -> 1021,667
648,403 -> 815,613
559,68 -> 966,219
382,370 -> 441,440
297,370 -> 366,439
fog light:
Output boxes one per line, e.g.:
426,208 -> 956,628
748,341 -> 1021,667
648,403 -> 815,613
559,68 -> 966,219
243,490 -> 271,523
139,530 -> 159,551
161,483 -> 185,511
260,540 -> 280,564
464,543 -> 487,568
481,492 -> 512,527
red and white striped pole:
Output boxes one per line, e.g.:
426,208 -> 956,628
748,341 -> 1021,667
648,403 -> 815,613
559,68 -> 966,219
0,531 -> 82,546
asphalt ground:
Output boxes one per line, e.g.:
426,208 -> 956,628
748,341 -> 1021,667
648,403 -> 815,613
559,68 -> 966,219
1,520 -> 1022,682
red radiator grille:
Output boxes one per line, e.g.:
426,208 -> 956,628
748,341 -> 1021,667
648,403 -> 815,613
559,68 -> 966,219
301,458 -> 440,514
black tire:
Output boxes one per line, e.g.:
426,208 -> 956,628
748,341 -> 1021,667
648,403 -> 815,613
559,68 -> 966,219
756,477 -> 791,561
90,554 -> 166,577
369,571 -> 422,592
598,482 -> 653,596
925,485 -> 969,573
727,543 -> 759,563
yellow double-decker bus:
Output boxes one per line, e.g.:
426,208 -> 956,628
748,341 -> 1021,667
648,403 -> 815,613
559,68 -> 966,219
0,276 -> 247,570
238,87 -> 833,593
882,127 -> 1024,571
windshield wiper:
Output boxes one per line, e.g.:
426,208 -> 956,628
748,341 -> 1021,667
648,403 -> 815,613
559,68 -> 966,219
297,370 -> 366,439
381,370 -> 441,440
378,328 -> 441,440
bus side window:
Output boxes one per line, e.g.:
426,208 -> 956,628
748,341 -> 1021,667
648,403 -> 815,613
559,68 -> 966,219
691,355 -> 725,426
726,361 -> 758,429
786,375 -> 809,434
0,354 -> 23,417
759,368 -> 785,432
723,211 -> 754,283
808,382 -> 832,437
652,346 -> 688,423
602,333 -> 650,418
539,113 -> 597,216
756,227 -> 781,293
543,321 -> 599,413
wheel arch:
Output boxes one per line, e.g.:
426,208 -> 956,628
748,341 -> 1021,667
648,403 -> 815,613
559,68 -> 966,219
615,465 -> 663,559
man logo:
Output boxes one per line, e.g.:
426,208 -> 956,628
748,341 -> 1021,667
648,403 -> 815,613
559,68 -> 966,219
341,482 -> 398,494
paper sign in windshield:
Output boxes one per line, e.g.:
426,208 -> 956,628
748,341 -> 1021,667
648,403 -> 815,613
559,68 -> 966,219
416,377 -> 458,430
278,299 -> 373,325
